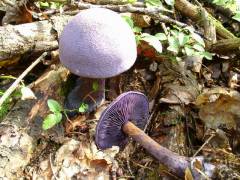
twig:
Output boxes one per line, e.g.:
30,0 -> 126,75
49,153 -> 60,180
194,167 -> 211,180
0,52 -> 47,108
75,2 -> 189,27
126,157 -> 134,177
130,160 -> 154,171
192,131 -> 216,157
77,2 -> 173,14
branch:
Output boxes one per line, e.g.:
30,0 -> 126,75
0,15 -> 71,61
76,2 -> 187,27
0,52 -> 47,107
174,0 -> 236,39
210,38 -> 240,55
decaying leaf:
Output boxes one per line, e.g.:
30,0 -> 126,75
121,12 -> 151,28
30,139 -> 119,179
158,60 -> 200,106
196,87 -> 240,129
185,167 -> 194,180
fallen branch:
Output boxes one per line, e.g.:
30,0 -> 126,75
76,2 -> 187,27
0,15 -> 71,61
0,52 -> 47,107
174,0 -> 236,39
210,38 -> 240,55
77,2 -> 173,14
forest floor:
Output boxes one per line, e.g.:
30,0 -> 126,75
0,0 -> 240,179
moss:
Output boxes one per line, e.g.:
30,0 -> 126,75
0,89 -> 21,121
0,99 -> 11,121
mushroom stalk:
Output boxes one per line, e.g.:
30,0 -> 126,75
65,77 -> 105,114
123,121 -> 195,177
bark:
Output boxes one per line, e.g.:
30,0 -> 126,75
210,38 -> 240,55
175,0 -> 235,39
0,15 -> 71,61
0,64 -> 69,179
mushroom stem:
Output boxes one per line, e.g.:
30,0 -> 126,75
65,77 -> 105,115
122,121 -> 196,177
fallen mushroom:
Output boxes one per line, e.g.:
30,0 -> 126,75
95,91 -> 215,178
59,8 -> 137,114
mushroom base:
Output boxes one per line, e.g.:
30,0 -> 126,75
65,77 -> 105,116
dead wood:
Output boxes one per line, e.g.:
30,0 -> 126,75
210,38 -> 240,55
0,64 -> 69,179
175,0 -> 236,39
0,15 -> 71,61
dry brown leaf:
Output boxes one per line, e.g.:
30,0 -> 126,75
196,87 -> 240,129
121,12 -> 151,28
185,167 -> 194,180
31,139 -> 119,179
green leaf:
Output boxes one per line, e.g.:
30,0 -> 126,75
200,51 -> 213,60
212,0 -> 228,6
164,0 -> 174,6
145,0 -> 162,7
128,0 -> 137,3
47,99 -> 62,113
135,35 -> 142,44
193,43 -> 205,52
155,33 -> 167,41
39,2 -> 49,8
170,30 -> 179,37
79,103 -> 89,113
133,26 -> 142,33
184,46 -> 195,56
191,33 -> 205,47
92,81 -> 99,92
232,12 -> 240,22
167,36 -> 179,53
141,33 -> 162,53
122,16 -> 134,28
178,32 -> 189,46
42,113 -> 62,130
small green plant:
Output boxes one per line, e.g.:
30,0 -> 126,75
212,0 -> 240,22
212,0 -> 234,6
165,27 -> 213,60
78,103 -> 89,113
35,0 -> 67,10
232,12 -> 240,22
123,16 -> 213,60
123,16 -> 163,53
145,0 -> 162,7
42,81 -> 101,130
92,81 -> 99,92
42,99 -> 63,130
42,99 -> 90,130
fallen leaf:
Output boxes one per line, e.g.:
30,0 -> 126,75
196,87 -> 240,129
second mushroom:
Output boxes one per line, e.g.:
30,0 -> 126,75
95,91 -> 215,178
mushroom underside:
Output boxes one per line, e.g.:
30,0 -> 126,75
95,91 -> 149,150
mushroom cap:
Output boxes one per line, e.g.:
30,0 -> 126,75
95,91 -> 149,150
59,8 -> 137,78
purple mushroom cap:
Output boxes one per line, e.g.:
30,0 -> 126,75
95,91 -> 149,150
59,8 -> 137,78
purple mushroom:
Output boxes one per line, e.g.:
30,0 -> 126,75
59,8 -> 137,114
96,91 -> 149,149
95,91 -> 215,178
